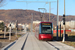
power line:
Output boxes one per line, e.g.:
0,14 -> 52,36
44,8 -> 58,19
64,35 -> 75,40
17,1 -> 56,3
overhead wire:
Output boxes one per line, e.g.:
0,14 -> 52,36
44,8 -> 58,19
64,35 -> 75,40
25,0 -> 29,10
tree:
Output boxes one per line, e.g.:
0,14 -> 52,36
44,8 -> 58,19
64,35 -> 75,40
0,22 -> 4,31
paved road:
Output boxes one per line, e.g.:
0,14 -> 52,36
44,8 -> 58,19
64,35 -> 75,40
2,32 -> 75,50
24,33 -> 75,50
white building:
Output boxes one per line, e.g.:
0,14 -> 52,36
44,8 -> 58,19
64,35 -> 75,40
18,23 -> 29,29
70,20 -> 75,28
8,22 -> 16,28
0,20 -> 4,23
33,20 -> 41,24
58,20 -> 75,29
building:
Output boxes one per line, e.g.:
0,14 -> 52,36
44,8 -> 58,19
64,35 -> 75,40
33,20 -> 41,24
0,20 -> 4,23
33,20 -> 41,30
8,22 -> 16,28
58,20 -> 75,29
70,20 -> 75,28
18,23 -> 29,29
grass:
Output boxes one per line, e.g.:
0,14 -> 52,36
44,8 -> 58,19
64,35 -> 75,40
53,31 -> 75,47
17,35 -> 21,37
64,41 -> 75,47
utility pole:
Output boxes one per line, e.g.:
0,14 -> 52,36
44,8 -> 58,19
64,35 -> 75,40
24,24 -> 26,33
41,14 -> 42,22
31,13 -> 33,34
43,13 -> 44,22
43,10 -> 44,22
38,8 -> 42,21
9,23 -> 11,41
16,20 -> 18,38
62,0 -> 65,42
56,0 -> 59,40
60,21 -> 61,39
49,2 -> 51,22
4,26 -> 6,38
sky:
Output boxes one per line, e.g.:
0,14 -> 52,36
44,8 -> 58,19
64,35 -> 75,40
0,0 -> 75,16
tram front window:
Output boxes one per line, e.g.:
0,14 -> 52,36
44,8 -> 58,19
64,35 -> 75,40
41,25 -> 52,34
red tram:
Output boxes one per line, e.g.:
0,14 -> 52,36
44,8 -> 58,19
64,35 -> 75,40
35,22 -> 53,40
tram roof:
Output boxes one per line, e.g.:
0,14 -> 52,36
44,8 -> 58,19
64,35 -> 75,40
40,22 -> 52,24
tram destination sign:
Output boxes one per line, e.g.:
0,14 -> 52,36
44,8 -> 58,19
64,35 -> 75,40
42,23 -> 51,25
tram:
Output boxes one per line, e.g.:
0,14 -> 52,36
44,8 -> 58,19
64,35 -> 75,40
35,22 -> 53,40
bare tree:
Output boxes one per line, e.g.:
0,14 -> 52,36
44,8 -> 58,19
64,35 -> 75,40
0,0 -> 3,3
0,0 -> 7,7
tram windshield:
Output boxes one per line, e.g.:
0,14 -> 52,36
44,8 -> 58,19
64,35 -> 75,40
41,23 -> 52,34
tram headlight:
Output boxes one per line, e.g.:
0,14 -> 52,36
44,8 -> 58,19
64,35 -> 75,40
41,36 -> 43,38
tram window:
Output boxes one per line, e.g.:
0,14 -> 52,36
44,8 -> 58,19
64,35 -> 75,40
42,27 -> 52,33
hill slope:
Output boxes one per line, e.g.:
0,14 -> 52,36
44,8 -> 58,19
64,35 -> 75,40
0,9 -> 75,25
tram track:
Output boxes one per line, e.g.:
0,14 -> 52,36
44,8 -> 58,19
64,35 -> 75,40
21,33 -> 29,50
46,41 -> 59,50
33,34 -> 59,50
33,35 -> 51,50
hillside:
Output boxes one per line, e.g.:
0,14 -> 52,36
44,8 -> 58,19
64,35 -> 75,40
0,9 -> 75,25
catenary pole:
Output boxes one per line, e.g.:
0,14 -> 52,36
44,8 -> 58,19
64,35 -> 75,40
56,0 -> 59,40
62,0 -> 65,42
49,2 -> 51,22
31,13 -> 33,34
17,1 -> 56,22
